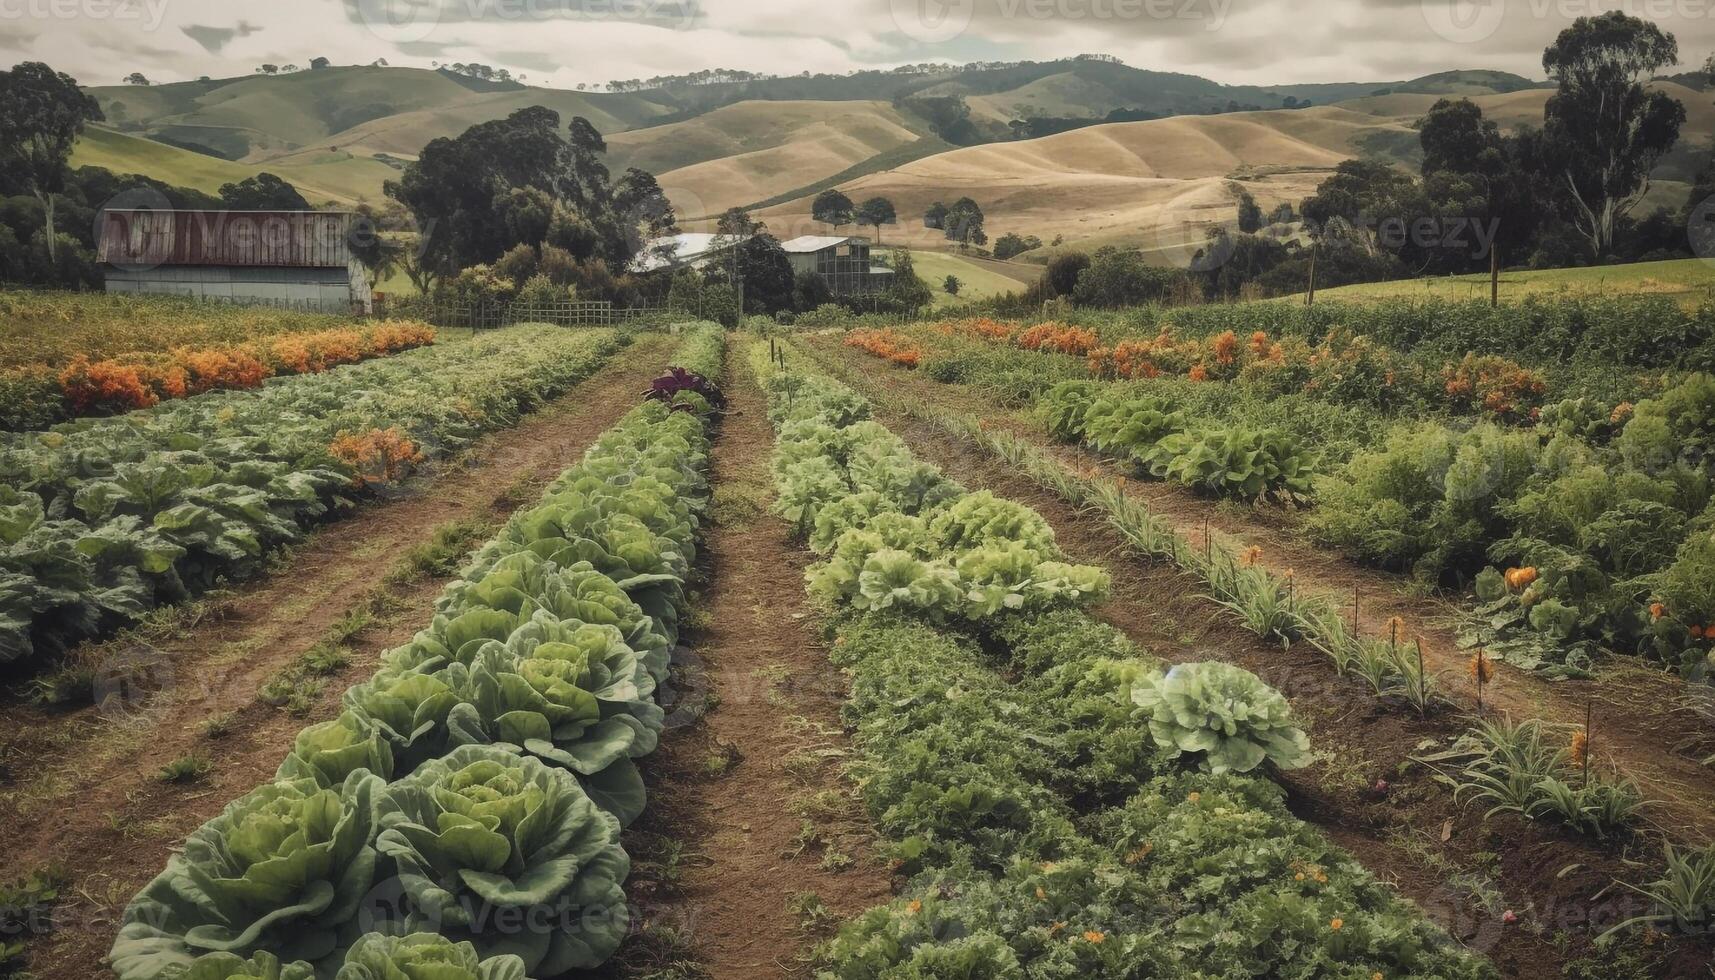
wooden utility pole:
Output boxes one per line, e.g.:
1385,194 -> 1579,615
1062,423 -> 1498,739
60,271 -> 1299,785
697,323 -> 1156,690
1305,243 -> 1318,307
1490,244 -> 1500,307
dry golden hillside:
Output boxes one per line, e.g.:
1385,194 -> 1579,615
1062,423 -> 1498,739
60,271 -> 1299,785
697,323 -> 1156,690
605,100 -> 930,217
749,83 -> 1715,264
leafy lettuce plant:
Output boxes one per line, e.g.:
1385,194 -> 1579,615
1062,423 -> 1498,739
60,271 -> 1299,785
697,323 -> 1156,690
642,366 -> 725,411
372,745 -> 629,976
1131,662 -> 1310,774
111,771 -> 384,978
169,950 -> 315,979
334,932 -> 528,980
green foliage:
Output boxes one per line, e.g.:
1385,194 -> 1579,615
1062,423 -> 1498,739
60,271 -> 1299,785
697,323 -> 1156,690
1140,426 -> 1317,502
0,327 -> 625,664
374,746 -> 628,974
1131,662 -> 1311,774
110,328 -> 724,979
335,933 -> 527,980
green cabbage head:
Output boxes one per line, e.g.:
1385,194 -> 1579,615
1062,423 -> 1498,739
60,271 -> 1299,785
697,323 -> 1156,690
334,932 -> 529,980
165,950 -> 315,979
373,745 -> 629,975
111,771 -> 383,978
1131,662 -> 1310,774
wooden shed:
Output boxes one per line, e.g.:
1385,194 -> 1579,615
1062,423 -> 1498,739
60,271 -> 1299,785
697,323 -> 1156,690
98,210 -> 373,314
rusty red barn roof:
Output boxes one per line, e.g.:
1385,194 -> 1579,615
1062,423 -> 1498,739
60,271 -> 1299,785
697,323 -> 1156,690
98,210 -> 356,269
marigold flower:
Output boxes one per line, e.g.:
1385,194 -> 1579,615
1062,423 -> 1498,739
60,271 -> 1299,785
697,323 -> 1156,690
1330,918 -> 1343,931
1188,364 -> 1209,382
1468,651 -> 1496,685
1083,931 -> 1105,944
1650,602 -> 1667,621
906,899 -> 922,914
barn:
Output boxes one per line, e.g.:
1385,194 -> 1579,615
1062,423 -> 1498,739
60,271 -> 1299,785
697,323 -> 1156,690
779,236 -> 895,295
98,210 -> 373,314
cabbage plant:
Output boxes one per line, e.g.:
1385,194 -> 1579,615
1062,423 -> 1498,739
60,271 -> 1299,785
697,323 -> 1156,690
334,932 -> 528,980
373,745 -> 629,975
169,950 -> 315,979
1131,662 -> 1310,774
111,771 -> 383,978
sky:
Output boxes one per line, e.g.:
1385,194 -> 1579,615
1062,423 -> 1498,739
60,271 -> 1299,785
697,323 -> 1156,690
7,0 -> 1715,91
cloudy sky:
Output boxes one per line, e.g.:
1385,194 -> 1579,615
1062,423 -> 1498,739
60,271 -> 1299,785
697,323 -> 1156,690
8,0 -> 1715,90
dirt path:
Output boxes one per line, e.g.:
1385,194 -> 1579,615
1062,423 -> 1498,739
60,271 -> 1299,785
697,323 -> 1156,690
614,345 -> 892,980
807,337 -> 1715,844
817,341 -> 1715,980
0,335 -> 677,978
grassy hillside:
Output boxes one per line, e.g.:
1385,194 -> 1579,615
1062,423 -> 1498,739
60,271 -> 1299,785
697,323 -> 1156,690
90,67 -> 671,163
1284,258 -> 1715,309
606,100 -> 930,217
910,250 -> 1033,307
71,126 -> 399,205
752,81 -> 1714,262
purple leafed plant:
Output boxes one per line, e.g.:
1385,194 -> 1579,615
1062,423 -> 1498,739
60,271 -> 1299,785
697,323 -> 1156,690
643,366 -> 727,410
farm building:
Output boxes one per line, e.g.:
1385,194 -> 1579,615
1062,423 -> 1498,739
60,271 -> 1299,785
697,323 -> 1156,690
780,236 -> 895,295
98,210 -> 373,314
635,232 -> 896,295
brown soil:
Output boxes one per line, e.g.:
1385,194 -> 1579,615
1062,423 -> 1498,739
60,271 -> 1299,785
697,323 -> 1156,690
817,341 -> 1715,980
609,344 -> 892,980
0,335 -> 678,978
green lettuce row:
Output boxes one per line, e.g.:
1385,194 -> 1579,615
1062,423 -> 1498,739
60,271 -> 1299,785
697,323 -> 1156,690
1039,381 -> 1318,504
752,345 -> 1493,979
110,326 -> 724,980
756,346 -> 1110,625
0,327 -> 628,665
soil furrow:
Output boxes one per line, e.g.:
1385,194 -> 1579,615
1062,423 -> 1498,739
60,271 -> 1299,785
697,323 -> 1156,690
617,345 -> 891,980
0,334 -> 676,978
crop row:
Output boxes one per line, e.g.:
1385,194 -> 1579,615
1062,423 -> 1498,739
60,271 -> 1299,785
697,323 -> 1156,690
753,342 -> 1493,979
846,325 -> 1715,678
0,289 -> 362,373
108,325 -> 726,980
0,327 -> 625,666
2,321 -> 439,431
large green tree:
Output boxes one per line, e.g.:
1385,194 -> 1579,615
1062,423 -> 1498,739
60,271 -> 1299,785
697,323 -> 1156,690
1417,98 -> 1539,280
1540,11 -> 1685,258
386,106 -> 641,286
219,172 -> 310,210
0,63 -> 102,261
811,189 -> 855,231
855,196 -> 897,244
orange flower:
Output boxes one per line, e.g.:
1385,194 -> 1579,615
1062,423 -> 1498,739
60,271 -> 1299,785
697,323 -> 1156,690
1049,921 -> 1067,936
1610,401 -> 1634,424
1650,602 -> 1667,621
1212,330 -> 1239,366
1468,651 -> 1496,685
1249,330 -> 1269,354
329,427 -> 424,487
1082,931 -> 1106,944
1691,624 -> 1706,639
1186,791 -> 1201,804
1330,918 -> 1344,931
1570,730 -> 1589,768
1188,364 -> 1209,382
1240,545 -> 1264,567
906,899 -> 922,914
1504,567 -> 1539,591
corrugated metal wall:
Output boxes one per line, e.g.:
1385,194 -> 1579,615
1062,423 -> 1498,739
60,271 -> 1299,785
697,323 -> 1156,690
97,210 -> 354,269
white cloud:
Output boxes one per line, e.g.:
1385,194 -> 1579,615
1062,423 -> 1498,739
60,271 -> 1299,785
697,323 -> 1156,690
12,0 -> 1715,90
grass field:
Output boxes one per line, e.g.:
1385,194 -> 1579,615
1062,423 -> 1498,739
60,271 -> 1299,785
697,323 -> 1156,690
1288,257 -> 1715,308
71,126 -> 399,205
911,249 -> 1032,307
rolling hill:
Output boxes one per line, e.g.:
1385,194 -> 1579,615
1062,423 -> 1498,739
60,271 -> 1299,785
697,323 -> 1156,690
746,82 -> 1715,264
72,61 -> 1709,266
